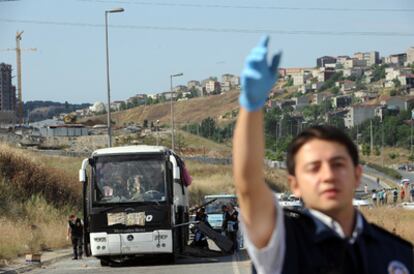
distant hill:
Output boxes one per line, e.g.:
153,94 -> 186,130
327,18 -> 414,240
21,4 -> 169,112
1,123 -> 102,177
24,101 -> 91,122
86,90 -> 240,127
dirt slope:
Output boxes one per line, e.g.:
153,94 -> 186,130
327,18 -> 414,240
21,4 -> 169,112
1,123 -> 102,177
87,90 -> 240,127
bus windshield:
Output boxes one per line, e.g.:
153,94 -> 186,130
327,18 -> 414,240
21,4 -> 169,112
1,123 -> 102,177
93,155 -> 166,204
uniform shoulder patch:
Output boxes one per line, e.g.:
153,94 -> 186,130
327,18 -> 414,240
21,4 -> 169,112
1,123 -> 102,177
387,260 -> 410,274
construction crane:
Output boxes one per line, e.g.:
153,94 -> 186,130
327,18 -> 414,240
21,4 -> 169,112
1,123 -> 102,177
0,31 -> 37,124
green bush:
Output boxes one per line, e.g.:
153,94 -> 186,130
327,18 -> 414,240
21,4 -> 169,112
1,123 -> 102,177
366,162 -> 402,180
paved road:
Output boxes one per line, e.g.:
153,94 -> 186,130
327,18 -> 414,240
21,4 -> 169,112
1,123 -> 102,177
356,174 -> 380,195
31,252 -> 251,274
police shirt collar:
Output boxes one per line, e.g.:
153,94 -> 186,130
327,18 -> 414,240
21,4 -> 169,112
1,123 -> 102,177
307,209 -> 364,244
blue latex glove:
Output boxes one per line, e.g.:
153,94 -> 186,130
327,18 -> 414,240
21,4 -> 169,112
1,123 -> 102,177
239,36 -> 282,112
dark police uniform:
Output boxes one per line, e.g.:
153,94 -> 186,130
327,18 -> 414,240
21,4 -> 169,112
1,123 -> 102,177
250,208 -> 413,274
68,218 -> 83,259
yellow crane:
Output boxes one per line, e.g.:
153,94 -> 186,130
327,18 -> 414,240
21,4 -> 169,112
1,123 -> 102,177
0,31 -> 37,124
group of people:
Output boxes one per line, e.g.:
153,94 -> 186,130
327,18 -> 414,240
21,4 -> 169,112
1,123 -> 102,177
100,174 -> 164,202
370,185 -> 414,206
192,203 -> 240,253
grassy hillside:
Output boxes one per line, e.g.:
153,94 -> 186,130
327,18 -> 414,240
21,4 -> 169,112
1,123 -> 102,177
0,144 -> 82,264
85,90 -> 240,127
115,129 -> 232,157
187,161 -> 288,205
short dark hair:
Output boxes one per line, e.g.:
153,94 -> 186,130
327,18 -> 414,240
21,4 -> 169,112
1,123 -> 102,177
286,125 -> 359,176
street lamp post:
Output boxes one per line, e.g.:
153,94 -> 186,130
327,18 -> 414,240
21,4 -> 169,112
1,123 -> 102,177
105,7 -> 124,147
170,73 -> 183,150
156,119 -> 160,146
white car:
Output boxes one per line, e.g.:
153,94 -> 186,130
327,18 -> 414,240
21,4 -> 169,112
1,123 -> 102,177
276,193 -> 303,210
353,198 -> 372,208
400,202 -> 414,210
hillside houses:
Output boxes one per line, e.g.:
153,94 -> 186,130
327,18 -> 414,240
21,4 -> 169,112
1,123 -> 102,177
88,44 -> 414,134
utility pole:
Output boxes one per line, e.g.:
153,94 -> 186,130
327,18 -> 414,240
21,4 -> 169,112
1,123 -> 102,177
356,122 -> 359,147
16,31 -> 23,124
381,123 -> 384,166
279,115 -> 283,138
411,119 -> 413,157
370,120 -> 373,154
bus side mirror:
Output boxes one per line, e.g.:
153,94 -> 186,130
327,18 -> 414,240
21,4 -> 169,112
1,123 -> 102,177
174,167 -> 180,180
79,158 -> 89,183
79,169 -> 86,183
169,155 -> 180,180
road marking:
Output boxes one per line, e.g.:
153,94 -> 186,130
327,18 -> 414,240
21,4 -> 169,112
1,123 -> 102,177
232,252 -> 241,274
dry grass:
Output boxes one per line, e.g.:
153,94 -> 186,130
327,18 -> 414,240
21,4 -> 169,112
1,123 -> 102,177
186,161 -> 288,205
116,129 -> 232,158
0,196 -> 72,264
0,144 -> 81,206
361,207 -> 414,244
84,90 -> 240,128
25,150 -> 83,176
360,146 -> 412,167
187,161 -> 234,205
0,144 -> 80,264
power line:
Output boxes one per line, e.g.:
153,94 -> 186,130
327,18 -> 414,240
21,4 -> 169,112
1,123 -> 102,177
78,0 -> 414,13
1,18 -> 413,37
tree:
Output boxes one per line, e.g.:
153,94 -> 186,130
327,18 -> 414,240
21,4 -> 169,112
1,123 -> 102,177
374,146 -> 381,156
200,117 -> 216,138
329,116 -> 345,130
189,87 -> 200,98
362,143 -> 371,156
388,152 -> 398,160
331,86 -> 340,95
318,72 -> 343,92
283,76 -> 293,87
371,64 -> 387,82
303,105 -> 322,121
392,78 -> 401,88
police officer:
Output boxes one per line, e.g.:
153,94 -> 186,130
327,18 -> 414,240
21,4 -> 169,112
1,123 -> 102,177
224,203 -> 239,253
233,36 -> 413,274
67,214 -> 83,260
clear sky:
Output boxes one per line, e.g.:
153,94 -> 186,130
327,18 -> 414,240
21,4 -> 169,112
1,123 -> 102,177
0,0 -> 413,104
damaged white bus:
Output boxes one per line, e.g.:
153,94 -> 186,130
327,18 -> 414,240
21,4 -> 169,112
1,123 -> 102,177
79,145 -> 190,265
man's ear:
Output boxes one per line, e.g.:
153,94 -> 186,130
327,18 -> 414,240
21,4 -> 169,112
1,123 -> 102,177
354,164 -> 363,190
288,175 -> 302,198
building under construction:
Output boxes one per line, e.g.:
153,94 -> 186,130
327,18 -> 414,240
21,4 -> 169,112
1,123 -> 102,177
0,63 -> 17,124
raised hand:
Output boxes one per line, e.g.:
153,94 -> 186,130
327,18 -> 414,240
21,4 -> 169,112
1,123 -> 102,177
239,36 -> 282,112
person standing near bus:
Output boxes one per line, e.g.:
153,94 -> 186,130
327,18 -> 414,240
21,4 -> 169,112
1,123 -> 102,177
67,214 -> 83,260
224,203 -> 239,253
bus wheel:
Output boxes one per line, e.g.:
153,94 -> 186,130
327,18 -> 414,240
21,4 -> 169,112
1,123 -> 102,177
165,254 -> 176,264
100,258 -> 111,267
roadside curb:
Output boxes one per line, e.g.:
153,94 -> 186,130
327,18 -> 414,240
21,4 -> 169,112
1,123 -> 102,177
0,251 -> 72,274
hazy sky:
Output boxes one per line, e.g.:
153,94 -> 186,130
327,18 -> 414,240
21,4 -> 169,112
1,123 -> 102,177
0,0 -> 413,104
